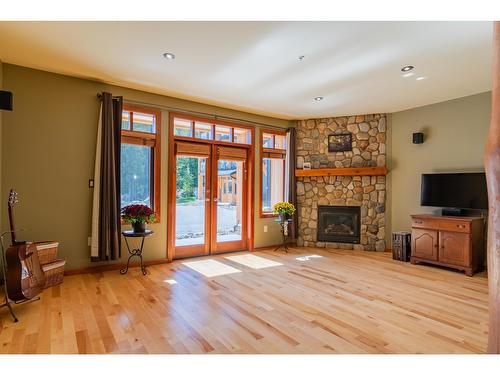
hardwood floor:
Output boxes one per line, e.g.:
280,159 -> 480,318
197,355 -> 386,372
0,248 -> 489,354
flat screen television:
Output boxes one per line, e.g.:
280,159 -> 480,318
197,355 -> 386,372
420,172 -> 488,209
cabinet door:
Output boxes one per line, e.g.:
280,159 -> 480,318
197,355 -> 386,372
411,229 -> 438,261
439,231 -> 470,266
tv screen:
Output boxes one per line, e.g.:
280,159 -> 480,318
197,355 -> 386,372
420,173 -> 488,209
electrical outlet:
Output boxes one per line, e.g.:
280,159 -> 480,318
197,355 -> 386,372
89,179 -> 94,188
263,225 -> 268,233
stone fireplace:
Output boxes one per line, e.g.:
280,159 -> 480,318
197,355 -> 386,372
296,114 -> 387,251
317,206 -> 361,244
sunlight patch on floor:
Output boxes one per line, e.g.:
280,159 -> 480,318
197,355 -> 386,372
295,254 -> 323,262
225,254 -> 283,269
182,259 -> 242,277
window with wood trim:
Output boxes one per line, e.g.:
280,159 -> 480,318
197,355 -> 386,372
120,105 -> 161,221
260,130 -> 286,216
172,116 -> 252,145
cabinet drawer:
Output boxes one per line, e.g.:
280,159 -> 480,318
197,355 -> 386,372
411,218 -> 471,233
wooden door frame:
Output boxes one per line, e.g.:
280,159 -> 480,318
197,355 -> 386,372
210,144 -> 249,254
168,145 -> 212,259
167,112 -> 255,261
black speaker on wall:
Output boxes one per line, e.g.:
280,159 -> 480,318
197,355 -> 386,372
412,132 -> 424,144
0,90 -> 13,111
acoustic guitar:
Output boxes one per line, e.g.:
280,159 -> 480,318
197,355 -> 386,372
5,242 -> 45,301
4,190 -> 45,301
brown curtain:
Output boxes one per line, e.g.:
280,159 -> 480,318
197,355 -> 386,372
92,92 -> 122,261
285,127 -> 298,239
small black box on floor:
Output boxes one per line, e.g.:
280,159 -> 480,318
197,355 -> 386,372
392,231 -> 411,261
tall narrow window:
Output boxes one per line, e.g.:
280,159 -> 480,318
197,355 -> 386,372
120,105 -> 161,221
260,130 -> 286,216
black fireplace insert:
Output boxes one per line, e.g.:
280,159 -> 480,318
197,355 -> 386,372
317,205 -> 361,243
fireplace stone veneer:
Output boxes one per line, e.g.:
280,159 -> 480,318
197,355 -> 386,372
296,114 -> 386,251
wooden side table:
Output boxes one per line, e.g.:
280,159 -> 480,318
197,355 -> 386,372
274,219 -> 293,253
121,230 -> 154,275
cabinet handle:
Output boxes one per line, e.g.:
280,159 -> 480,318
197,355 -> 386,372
415,220 -> 423,224
456,224 -> 466,229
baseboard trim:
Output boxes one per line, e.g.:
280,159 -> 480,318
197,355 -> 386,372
64,258 -> 170,276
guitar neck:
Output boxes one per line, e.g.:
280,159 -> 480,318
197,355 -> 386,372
8,202 -> 17,245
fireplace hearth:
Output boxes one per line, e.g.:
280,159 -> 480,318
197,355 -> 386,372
317,206 -> 361,244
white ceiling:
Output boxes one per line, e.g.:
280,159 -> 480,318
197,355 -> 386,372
0,21 -> 493,119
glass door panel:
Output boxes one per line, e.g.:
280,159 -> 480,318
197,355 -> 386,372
216,159 -> 243,243
175,156 -> 208,248
171,142 -> 249,259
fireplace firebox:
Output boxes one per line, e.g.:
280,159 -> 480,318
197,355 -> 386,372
317,205 -> 361,243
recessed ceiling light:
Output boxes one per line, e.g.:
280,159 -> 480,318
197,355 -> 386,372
402,72 -> 414,78
416,76 -> 426,81
314,96 -> 324,101
401,65 -> 414,72
298,55 -> 305,61
163,52 -> 175,60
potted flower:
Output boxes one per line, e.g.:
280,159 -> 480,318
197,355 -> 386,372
273,202 -> 296,223
121,204 -> 156,233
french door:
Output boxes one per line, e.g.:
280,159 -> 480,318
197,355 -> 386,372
171,141 -> 248,259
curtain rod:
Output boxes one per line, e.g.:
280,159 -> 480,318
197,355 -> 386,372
119,97 -> 293,130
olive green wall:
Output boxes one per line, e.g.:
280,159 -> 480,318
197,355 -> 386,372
389,92 -> 492,240
1,64 -> 292,270
1,64 -> 491,268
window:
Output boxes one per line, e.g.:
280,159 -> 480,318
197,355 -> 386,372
172,115 -> 252,145
121,105 -> 161,221
260,130 -> 286,216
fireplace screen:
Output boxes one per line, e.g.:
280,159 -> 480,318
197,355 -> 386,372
317,205 -> 361,244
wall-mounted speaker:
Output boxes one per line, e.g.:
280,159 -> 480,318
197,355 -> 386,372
412,132 -> 424,144
0,90 -> 13,111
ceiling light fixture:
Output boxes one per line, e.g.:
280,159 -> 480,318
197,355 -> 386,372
416,76 -> 426,81
298,55 -> 305,61
314,96 -> 324,101
163,52 -> 176,60
401,65 -> 414,72
402,72 -> 414,78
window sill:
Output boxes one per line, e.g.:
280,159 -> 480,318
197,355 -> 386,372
260,212 -> 278,219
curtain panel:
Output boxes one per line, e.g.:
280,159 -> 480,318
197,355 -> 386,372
285,127 -> 298,239
91,92 -> 122,261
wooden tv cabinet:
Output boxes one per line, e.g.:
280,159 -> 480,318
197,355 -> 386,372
410,214 -> 485,276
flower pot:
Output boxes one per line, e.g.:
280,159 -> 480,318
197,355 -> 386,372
279,213 -> 291,222
132,222 -> 147,233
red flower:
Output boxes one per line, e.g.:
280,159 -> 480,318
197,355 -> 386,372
121,204 -> 156,224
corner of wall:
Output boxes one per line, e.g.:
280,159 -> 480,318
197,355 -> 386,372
0,59 -> 3,232
386,113 -> 393,249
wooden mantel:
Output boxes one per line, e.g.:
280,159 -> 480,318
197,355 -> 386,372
295,166 -> 388,177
